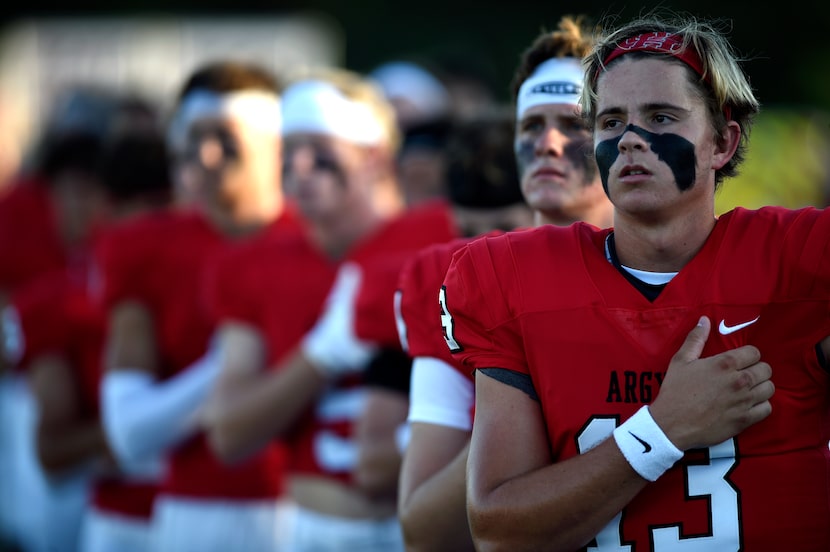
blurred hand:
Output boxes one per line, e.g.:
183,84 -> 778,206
302,262 -> 376,377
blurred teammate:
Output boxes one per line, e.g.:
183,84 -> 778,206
370,60 -> 455,207
11,127 -> 171,552
355,108 -> 531,506
0,87 -> 139,551
201,67 -> 456,552
2,129 -> 109,552
395,16 -> 613,551
97,60 -> 299,552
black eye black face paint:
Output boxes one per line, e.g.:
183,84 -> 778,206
284,145 -> 348,186
595,124 -> 697,195
314,154 -> 349,188
514,138 -> 534,179
516,135 -> 598,186
564,137 -> 598,187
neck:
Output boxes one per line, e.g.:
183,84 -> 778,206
371,176 -> 406,219
535,201 -> 614,229
311,202 -> 392,260
205,194 -> 283,239
612,209 -> 716,272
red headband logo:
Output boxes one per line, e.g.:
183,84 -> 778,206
599,32 -> 731,120
602,32 -> 705,79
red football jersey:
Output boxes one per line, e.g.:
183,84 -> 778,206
95,209 -> 225,375
273,205 -> 456,483
397,233 -> 501,375
95,208 -> 302,500
11,259 -> 158,520
12,265 -> 103,416
354,198 -> 457,348
206,223 -> 336,364
0,178 -> 67,293
443,206 -> 830,551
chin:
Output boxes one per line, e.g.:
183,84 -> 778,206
528,194 -> 568,213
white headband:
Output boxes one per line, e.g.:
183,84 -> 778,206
280,80 -> 385,146
516,57 -> 583,119
168,90 -> 281,150
369,61 -> 450,118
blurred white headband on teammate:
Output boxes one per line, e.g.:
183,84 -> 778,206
281,80 -> 385,146
167,90 -> 281,150
516,57 -> 583,119
369,61 -> 450,120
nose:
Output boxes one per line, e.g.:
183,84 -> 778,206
535,125 -> 567,157
617,125 -> 647,153
197,137 -> 225,170
285,145 -> 315,179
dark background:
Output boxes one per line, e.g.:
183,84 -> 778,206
2,0 -> 829,110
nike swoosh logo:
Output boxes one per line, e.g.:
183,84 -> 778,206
629,431 -> 652,453
718,315 -> 760,335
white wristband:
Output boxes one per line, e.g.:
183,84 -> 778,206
613,405 -> 683,482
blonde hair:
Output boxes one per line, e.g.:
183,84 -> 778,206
581,12 -> 760,186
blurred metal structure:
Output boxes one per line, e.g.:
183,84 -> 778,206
0,13 -> 344,174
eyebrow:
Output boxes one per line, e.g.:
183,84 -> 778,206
519,112 -> 545,124
596,102 -> 691,119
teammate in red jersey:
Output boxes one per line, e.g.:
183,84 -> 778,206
354,109 -> 532,508
6,130 -> 169,552
11,129 -> 171,552
0,96 -> 137,552
441,11 -> 830,551
200,67 -> 457,552
395,16 -> 614,552
97,61 -> 300,552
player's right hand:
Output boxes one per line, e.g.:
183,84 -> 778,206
302,262 -> 376,377
648,316 -> 774,451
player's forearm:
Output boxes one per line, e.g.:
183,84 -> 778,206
353,436 -> 402,500
205,349 -> 328,463
102,352 -> 218,465
36,421 -> 109,475
353,388 -> 409,499
400,444 -> 473,552
469,437 -> 647,552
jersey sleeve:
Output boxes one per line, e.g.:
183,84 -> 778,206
440,235 -> 528,375
353,254 -> 409,349
781,207 -> 830,300
397,243 -> 461,366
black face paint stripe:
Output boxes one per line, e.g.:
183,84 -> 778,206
564,138 -> 598,187
514,138 -> 534,179
516,136 -> 597,187
594,124 -> 697,195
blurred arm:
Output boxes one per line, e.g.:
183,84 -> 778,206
398,356 -> 475,552
202,322 -> 329,464
29,353 -> 109,475
353,386 -> 409,500
101,301 -> 218,467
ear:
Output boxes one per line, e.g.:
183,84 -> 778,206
711,120 -> 741,171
